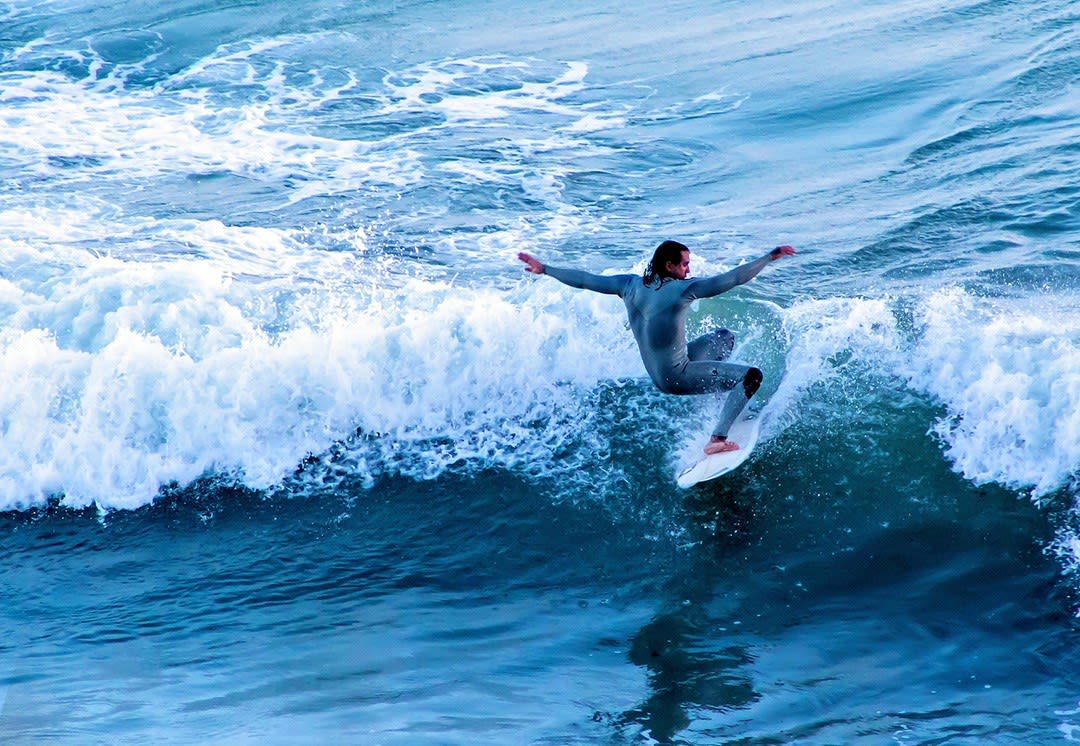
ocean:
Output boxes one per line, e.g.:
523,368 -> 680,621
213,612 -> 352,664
2,0 -> 1079,742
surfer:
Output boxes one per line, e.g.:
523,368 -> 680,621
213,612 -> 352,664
518,241 -> 796,454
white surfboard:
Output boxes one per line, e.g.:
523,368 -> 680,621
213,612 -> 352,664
675,414 -> 762,489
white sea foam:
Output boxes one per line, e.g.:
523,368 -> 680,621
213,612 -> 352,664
0,43 -> 423,206
378,57 -> 622,130
907,287 -> 1080,496
0,236 -> 646,509
772,295 -> 905,425
0,39 -> 632,273
775,287 -> 1080,498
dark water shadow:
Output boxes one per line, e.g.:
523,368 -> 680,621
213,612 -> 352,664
617,479 -> 767,744
615,442 -> 1080,744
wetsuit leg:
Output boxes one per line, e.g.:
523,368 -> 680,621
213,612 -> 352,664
676,359 -> 762,440
711,366 -> 762,439
687,329 -> 734,362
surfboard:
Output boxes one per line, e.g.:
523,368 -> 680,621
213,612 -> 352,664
675,414 -> 761,489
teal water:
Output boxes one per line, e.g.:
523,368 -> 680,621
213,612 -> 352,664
2,0 -> 1080,742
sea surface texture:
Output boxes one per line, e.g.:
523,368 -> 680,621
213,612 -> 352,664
2,0 -> 1080,743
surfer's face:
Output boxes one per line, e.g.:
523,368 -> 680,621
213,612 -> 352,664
665,251 -> 690,280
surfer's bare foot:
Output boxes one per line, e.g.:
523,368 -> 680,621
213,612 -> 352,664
704,437 -> 740,455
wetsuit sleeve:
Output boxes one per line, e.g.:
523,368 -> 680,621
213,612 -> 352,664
543,265 -> 631,296
683,252 -> 775,300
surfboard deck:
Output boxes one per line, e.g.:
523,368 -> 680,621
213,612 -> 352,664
675,415 -> 761,489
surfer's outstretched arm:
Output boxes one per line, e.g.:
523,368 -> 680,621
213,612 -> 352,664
517,251 -> 629,296
686,245 -> 796,300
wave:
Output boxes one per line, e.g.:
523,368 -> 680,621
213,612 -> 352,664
779,287 -> 1080,497
0,237 -> 653,509
7,223 -> 1080,517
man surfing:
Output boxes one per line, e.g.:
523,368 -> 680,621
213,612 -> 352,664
518,241 -> 796,455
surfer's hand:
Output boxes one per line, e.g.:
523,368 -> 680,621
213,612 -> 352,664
518,252 -> 545,274
770,245 -> 796,260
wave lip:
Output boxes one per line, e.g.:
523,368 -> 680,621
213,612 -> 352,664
779,287 -> 1080,498
908,287 -> 1080,496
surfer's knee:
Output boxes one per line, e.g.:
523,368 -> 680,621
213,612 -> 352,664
688,328 -> 735,362
743,367 -> 763,398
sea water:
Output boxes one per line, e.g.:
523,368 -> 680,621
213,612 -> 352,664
2,0 -> 1080,742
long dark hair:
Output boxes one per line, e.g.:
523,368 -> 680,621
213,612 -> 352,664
643,240 -> 688,286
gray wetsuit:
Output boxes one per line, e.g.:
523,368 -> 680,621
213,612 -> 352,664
544,258 -> 771,440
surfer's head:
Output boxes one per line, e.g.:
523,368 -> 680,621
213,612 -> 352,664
644,240 -> 690,285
